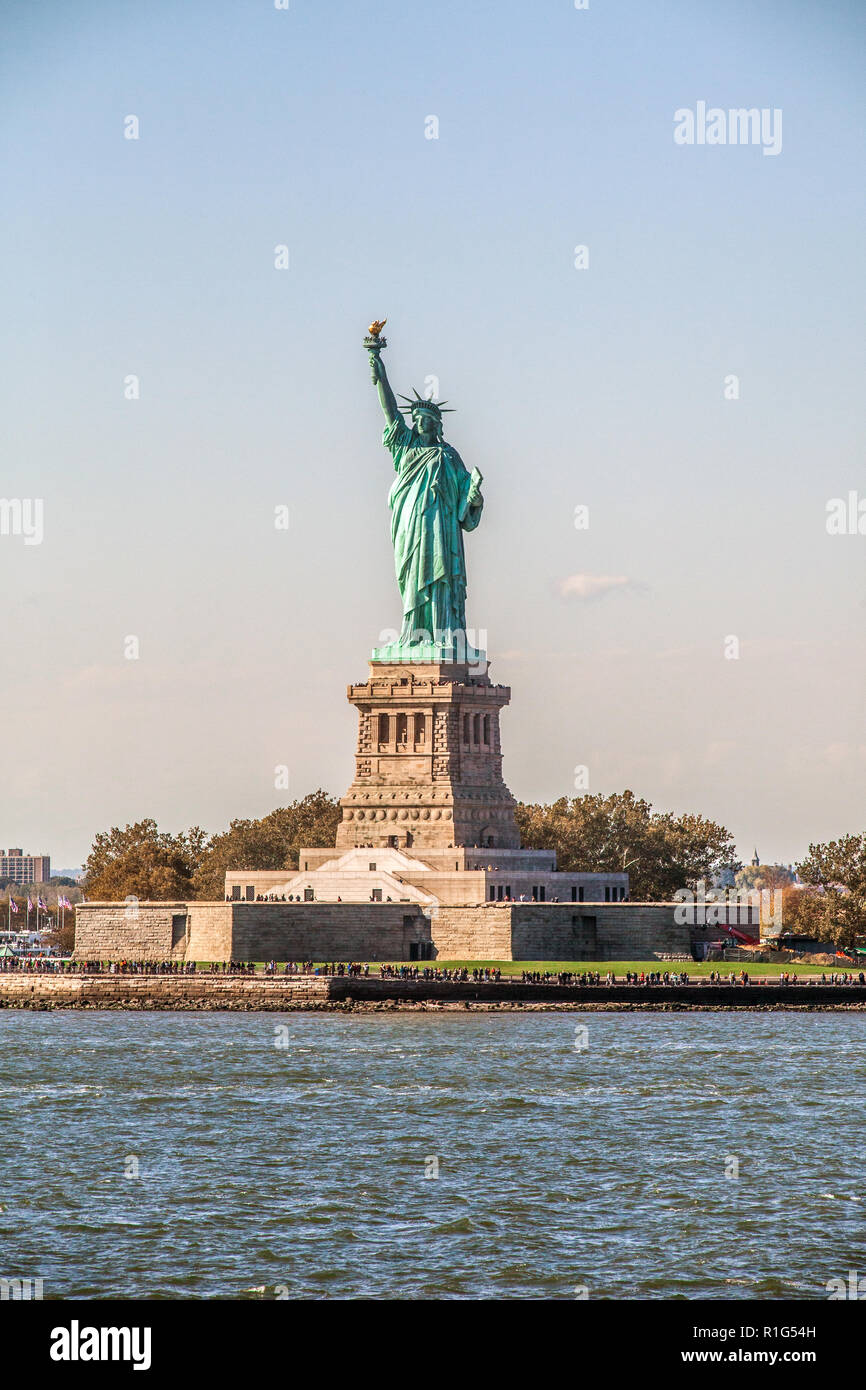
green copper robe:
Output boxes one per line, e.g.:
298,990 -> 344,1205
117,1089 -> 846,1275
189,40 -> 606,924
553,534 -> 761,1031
383,413 -> 483,643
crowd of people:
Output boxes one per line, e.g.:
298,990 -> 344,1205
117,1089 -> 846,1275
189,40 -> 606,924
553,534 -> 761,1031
378,964 -> 502,982
263,960 -> 368,977
224,891 -> 585,905
521,969 -> 605,984
623,970 -> 691,985
2,957 -> 865,985
223,894 -> 319,903
89,960 -> 198,975
0,956 -> 86,974
518,969 -> 692,985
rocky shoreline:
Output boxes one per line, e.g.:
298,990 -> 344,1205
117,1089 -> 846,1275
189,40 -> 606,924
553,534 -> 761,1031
1,975 -> 865,1012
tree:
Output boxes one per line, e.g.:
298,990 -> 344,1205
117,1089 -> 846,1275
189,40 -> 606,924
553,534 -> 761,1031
795,833 -> 866,951
774,885 -> 822,936
821,890 -> 866,951
735,864 -> 795,894
80,794 -> 342,904
515,790 -> 738,900
192,791 -> 341,900
43,908 -> 76,956
797,834 -> 866,894
83,820 -> 208,902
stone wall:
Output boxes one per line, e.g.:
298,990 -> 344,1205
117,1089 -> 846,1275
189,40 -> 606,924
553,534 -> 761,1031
509,904 -> 692,960
431,905 -> 515,959
228,903 -> 430,961
0,974 -> 332,1009
74,900 -> 690,962
429,904 -> 689,961
186,905 -> 233,961
75,902 -> 432,962
74,903 -> 187,961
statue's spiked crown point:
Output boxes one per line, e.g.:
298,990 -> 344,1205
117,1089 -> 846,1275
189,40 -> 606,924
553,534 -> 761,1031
398,389 -> 455,419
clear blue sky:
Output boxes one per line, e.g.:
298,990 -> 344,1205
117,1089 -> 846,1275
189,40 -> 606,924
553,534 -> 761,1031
1,0 -> 864,867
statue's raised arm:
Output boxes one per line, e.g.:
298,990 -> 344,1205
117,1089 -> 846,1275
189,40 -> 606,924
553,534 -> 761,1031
364,320 -> 399,425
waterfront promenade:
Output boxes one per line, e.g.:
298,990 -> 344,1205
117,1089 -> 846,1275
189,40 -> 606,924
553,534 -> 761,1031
0,968 -> 864,1011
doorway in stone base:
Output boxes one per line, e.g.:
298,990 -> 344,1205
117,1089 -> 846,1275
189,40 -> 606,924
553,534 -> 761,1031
408,941 -> 434,961
571,913 -> 598,959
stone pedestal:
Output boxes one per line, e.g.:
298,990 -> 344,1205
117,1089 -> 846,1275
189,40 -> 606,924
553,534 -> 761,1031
335,659 -> 520,852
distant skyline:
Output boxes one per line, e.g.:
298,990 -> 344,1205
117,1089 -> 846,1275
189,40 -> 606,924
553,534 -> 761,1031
2,0 -> 864,866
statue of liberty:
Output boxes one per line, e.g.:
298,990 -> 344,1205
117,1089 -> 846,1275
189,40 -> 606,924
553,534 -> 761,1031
365,321 -> 484,661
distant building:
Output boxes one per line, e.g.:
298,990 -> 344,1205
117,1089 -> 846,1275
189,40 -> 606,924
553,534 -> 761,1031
0,849 -> 51,884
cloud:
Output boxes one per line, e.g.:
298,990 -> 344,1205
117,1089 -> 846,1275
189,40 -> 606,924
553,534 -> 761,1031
558,573 -> 644,601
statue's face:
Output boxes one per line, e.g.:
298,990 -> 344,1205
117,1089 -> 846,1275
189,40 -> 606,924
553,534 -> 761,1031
416,413 -> 441,442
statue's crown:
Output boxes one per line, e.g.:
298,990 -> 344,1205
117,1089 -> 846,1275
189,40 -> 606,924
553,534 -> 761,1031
399,389 -> 455,421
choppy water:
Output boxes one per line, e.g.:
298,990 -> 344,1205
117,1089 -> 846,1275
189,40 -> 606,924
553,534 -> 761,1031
0,1011 -> 863,1299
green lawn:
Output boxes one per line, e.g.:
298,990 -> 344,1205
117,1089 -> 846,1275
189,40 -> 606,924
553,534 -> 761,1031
228,959 -> 853,978
373,960 -> 847,977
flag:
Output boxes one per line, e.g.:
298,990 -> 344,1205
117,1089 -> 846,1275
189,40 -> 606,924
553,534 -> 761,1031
27,898 -> 33,912
38,897 -> 47,911
9,898 -> 18,914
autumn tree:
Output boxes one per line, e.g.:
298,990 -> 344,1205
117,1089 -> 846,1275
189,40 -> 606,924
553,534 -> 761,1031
515,790 -> 738,900
797,834 -> 866,894
83,820 -> 208,902
795,833 -> 866,950
43,908 -> 76,956
192,790 -> 341,900
735,864 -> 796,894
